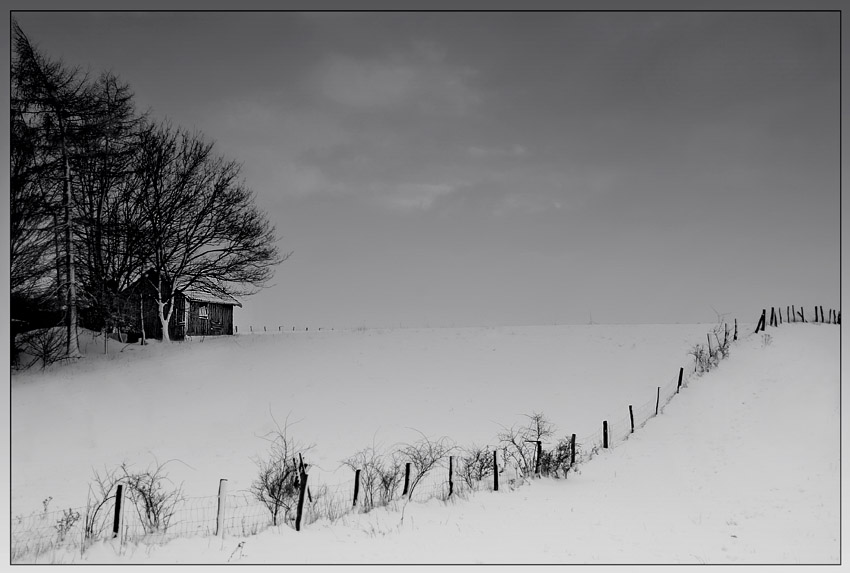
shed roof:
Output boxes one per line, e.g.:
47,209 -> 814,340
179,289 -> 242,308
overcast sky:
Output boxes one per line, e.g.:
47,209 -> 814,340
13,11 -> 840,329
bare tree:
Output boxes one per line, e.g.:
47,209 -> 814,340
12,20 -> 108,358
132,122 -> 288,341
72,73 -> 147,337
498,412 -> 555,478
251,414 -> 312,527
12,21 -> 146,356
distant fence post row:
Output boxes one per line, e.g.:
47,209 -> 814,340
236,326 -> 333,333
755,305 -> 840,333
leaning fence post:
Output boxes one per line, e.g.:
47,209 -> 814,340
112,484 -> 124,541
295,470 -> 308,531
352,469 -> 361,507
493,450 -> 499,492
215,478 -> 228,537
629,405 -> 635,434
677,367 -> 684,393
602,421 -> 609,449
655,386 -> 661,415
402,462 -> 411,497
448,456 -> 454,497
755,309 -> 766,333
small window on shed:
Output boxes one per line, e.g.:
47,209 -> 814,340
198,304 -> 209,319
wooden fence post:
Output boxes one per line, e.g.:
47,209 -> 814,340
677,367 -> 684,393
629,405 -> 635,434
215,479 -> 228,537
353,469 -> 361,507
792,305 -> 796,323
820,306 -> 825,324
570,434 -> 577,466
787,306 -> 790,323
799,307 -> 806,322
112,484 -> 124,540
297,453 -> 312,502
755,309 -> 766,333
493,450 -> 499,492
448,456 -> 454,497
295,470 -> 308,531
535,441 -> 542,477
734,319 -> 738,341
602,421 -> 609,449
770,307 -> 776,327
402,462 -> 411,497
778,307 -> 782,325
656,386 -> 661,415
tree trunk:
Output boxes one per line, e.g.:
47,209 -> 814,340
157,299 -> 172,342
139,294 -> 146,345
61,134 -> 81,358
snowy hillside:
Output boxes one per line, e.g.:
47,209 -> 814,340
10,321 -> 839,563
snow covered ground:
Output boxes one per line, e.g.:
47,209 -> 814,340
10,321 -> 839,564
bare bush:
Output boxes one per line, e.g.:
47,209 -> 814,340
538,436 -> 580,478
84,466 -> 122,541
691,323 -> 733,374
342,444 -> 403,511
16,326 -> 67,369
498,412 -> 556,478
458,444 -> 493,489
712,323 -> 732,360
54,509 -> 81,542
399,431 -> 454,500
376,452 -> 404,506
251,414 -> 311,526
120,460 -> 185,534
689,343 -> 711,373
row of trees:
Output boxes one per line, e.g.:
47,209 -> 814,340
11,20 -> 286,360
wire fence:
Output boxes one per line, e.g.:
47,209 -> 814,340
14,312 -> 822,562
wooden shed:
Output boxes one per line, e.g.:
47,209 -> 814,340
177,289 -> 241,338
124,272 -> 241,341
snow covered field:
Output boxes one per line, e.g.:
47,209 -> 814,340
10,321 -> 839,563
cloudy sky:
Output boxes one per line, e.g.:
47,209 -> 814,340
13,11 -> 840,329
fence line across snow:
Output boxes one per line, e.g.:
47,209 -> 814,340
13,309 -> 831,561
